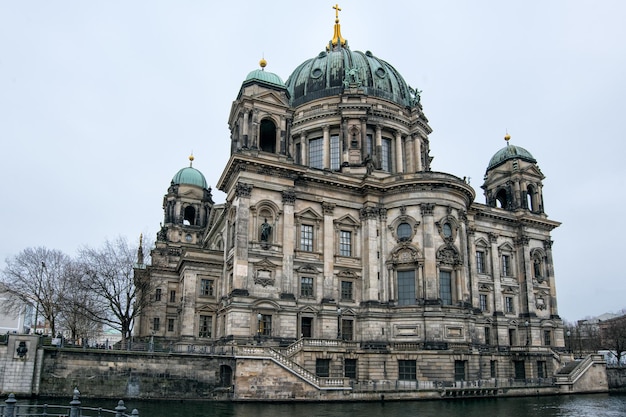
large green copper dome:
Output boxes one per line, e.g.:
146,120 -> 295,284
487,143 -> 536,171
172,157 -> 208,189
286,48 -> 413,108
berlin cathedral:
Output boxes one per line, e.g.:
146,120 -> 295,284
134,5 -> 566,391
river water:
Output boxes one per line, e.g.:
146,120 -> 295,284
63,393 -> 626,417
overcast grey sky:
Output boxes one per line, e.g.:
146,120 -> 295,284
2,1 -> 625,322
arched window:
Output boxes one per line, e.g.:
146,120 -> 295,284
495,189 -> 508,209
526,184 -> 536,212
259,119 -> 276,153
397,223 -> 412,241
184,206 -> 196,225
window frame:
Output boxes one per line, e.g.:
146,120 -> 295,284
199,315 -> 212,338
476,250 -> 486,274
339,230 -> 352,257
397,269 -> 416,306
340,280 -> 354,302
398,360 -> 417,381
300,224 -> 314,252
300,276 -> 314,298
200,279 -> 214,297
439,270 -> 453,305
308,137 -> 323,169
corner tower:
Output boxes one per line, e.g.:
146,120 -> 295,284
482,134 -> 546,214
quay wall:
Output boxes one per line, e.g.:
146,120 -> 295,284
38,348 -> 235,400
607,367 -> 626,392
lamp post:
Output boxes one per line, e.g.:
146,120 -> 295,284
256,313 -> 263,343
566,330 -> 571,354
525,321 -> 530,346
33,262 -> 45,335
337,307 -> 342,340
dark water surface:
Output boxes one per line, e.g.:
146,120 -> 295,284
52,393 -> 626,417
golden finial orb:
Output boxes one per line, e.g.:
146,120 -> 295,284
259,58 -> 267,69
504,132 -> 511,142
189,153 -> 195,166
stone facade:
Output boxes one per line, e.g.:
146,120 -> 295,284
134,10 -> 567,396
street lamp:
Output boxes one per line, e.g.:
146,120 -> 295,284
525,321 -> 530,346
566,330 -> 571,354
337,307 -> 342,340
256,313 -> 263,343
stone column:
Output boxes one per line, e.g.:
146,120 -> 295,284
395,131 -> 404,173
232,182 -> 252,290
301,131 -> 308,166
375,125 -> 382,169
242,110 -> 249,148
360,118 -> 367,161
466,227 -> 479,308
415,135 -> 423,172
544,239 -> 558,315
379,208 -> 388,302
458,211 -> 471,304
322,202 -> 336,299
518,235 -> 537,318
323,125 -> 330,169
489,233 -> 503,313
405,135 -> 415,173
361,205 -> 380,302
282,189 -> 296,295
420,203 -> 437,300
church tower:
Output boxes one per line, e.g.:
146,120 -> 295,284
482,133 -> 546,214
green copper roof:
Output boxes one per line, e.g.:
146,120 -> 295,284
285,48 -> 414,108
244,69 -> 285,88
172,166 -> 208,189
487,144 -> 536,171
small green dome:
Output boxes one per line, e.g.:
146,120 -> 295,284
244,69 -> 285,88
172,166 -> 208,189
487,144 -> 536,171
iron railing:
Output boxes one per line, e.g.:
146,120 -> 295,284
1,390 -> 138,417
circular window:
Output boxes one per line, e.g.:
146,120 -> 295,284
397,223 -> 412,241
375,67 -> 386,78
311,68 -> 323,78
442,223 -> 453,238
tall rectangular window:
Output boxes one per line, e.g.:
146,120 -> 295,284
397,270 -> 416,306
544,330 -> 552,346
490,360 -> 497,378
501,254 -> 511,276
200,279 -> 214,296
259,314 -> 272,336
309,137 -> 323,169
300,224 -> 313,251
169,290 -> 176,303
365,134 -> 373,157
454,360 -> 467,381
155,288 -> 162,301
339,230 -> 352,257
167,318 -> 175,332
381,138 -> 392,172
484,327 -> 491,345
505,296 -> 514,313
199,315 -> 212,338
295,142 -> 302,165
509,328 -> 517,346
480,294 -> 488,311
341,319 -> 353,341
398,360 -> 417,380
316,358 -> 330,377
344,358 -> 357,379
341,281 -> 353,301
330,135 -> 340,170
153,317 -> 160,332
300,276 -> 314,298
440,270 -> 452,305
476,251 -> 486,274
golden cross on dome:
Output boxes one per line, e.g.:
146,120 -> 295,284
333,4 -> 341,20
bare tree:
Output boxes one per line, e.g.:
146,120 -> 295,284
1,247 -> 73,336
78,236 -> 151,344
57,260 -> 104,344
600,312 -> 626,366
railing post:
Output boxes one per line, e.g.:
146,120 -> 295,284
115,400 -> 127,417
69,387 -> 81,417
131,408 -> 139,416
4,393 -> 17,417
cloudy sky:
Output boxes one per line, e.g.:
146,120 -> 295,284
2,1 -> 625,322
